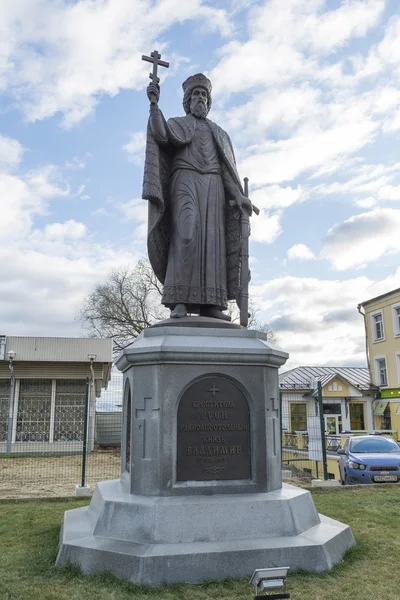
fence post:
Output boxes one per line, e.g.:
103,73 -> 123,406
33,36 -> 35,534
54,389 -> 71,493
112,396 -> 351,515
6,359 -> 15,454
81,377 -> 90,488
317,381 -> 329,480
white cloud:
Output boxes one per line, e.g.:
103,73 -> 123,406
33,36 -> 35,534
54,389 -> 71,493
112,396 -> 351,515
301,0 -> 385,53
0,135 -> 24,170
240,120 -> 377,186
117,198 -> 147,222
287,244 -> 316,261
354,14 -> 400,82
206,2 -> 400,204
378,185 -> 400,201
0,165 -> 69,239
116,198 -> 148,241
383,108 -> 400,133
123,131 -> 146,165
43,220 -> 86,241
218,85 -> 322,143
250,185 -> 307,210
252,267 -> 400,368
354,196 -> 377,209
313,162 -> 400,208
24,165 -> 70,199
251,210 -> 281,244
92,207 -> 109,217
0,242 -> 142,336
0,0 -> 233,127
0,132 -> 146,337
321,208 -> 400,270
65,155 -> 88,170
211,0 -> 385,98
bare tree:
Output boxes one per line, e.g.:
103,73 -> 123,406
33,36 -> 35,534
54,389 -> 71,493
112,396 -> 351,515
78,258 -> 277,353
77,258 -> 168,353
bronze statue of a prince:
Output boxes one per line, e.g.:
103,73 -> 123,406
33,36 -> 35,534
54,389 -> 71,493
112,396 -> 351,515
142,62 -> 253,322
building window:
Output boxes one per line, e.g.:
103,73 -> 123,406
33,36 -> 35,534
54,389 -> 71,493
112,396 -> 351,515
392,304 -> 400,337
0,379 -> 10,442
290,403 -> 307,431
0,335 -> 6,360
53,380 -> 86,442
350,404 -> 365,430
375,356 -> 388,387
381,405 -> 392,430
397,353 -> 400,386
16,380 -> 52,442
371,311 -> 384,341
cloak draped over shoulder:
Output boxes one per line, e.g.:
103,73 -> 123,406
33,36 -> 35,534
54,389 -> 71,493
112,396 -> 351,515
142,111 -> 243,308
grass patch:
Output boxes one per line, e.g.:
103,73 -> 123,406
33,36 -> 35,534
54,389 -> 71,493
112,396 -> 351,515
0,486 -> 399,599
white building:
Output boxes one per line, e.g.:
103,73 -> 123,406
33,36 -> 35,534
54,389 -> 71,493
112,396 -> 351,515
279,366 -> 376,435
0,336 -> 113,454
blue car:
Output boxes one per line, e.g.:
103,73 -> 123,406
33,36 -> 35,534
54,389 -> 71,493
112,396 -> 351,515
338,434 -> 400,485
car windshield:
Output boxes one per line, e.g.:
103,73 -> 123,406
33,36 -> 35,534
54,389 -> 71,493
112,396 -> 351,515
349,437 -> 400,454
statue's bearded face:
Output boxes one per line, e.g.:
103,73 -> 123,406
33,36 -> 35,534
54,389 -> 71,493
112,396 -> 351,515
190,87 -> 208,118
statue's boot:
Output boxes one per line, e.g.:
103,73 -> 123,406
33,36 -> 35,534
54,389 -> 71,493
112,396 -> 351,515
170,303 -> 187,318
200,306 -> 231,322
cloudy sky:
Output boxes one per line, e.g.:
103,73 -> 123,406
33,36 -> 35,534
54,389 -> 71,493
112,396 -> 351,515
1,0 -> 400,369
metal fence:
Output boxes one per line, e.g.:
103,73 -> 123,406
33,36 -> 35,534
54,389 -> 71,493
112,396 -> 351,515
1,372 -> 337,498
0,372 -> 123,498
281,382 -> 332,485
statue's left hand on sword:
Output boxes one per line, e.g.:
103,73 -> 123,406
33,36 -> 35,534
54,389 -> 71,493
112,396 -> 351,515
234,193 -> 260,216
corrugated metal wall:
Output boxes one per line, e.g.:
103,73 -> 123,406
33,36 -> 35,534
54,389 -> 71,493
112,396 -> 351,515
4,336 -> 113,363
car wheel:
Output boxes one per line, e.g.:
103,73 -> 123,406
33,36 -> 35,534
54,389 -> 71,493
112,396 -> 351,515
344,472 -> 350,485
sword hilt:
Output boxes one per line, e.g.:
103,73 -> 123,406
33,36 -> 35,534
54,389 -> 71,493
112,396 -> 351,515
243,177 -> 259,215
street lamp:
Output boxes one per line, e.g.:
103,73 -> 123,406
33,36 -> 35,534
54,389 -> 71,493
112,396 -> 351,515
88,354 -> 96,379
7,350 -> 16,362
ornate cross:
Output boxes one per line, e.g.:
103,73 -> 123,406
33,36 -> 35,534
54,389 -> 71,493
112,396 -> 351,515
207,383 -> 220,398
142,50 -> 169,103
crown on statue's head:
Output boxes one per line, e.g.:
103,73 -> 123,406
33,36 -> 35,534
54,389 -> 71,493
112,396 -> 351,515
182,73 -> 212,94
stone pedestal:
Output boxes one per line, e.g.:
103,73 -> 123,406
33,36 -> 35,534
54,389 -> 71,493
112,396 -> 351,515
56,325 -> 355,584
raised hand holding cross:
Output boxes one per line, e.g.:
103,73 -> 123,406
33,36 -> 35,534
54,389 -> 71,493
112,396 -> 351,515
142,50 -> 169,104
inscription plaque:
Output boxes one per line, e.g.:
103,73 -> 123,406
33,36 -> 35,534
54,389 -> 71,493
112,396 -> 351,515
177,376 -> 251,481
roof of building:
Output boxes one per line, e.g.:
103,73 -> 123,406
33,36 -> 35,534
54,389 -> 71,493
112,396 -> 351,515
0,336 -> 113,363
358,287 -> 400,309
279,365 -> 373,392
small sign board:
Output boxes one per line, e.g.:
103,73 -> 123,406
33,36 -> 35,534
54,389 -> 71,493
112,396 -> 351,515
307,416 -> 323,461
373,401 -> 388,416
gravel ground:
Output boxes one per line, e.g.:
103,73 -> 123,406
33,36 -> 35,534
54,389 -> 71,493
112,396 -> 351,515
0,451 -> 309,499
0,450 -> 121,498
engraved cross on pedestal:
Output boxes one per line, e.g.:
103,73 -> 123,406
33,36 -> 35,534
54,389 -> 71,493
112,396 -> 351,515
207,383 -> 220,398
134,397 -> 160,459
268,396 -> 280,457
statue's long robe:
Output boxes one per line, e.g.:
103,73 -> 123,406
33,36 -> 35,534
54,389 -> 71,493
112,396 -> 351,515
142,111 -> 243,310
